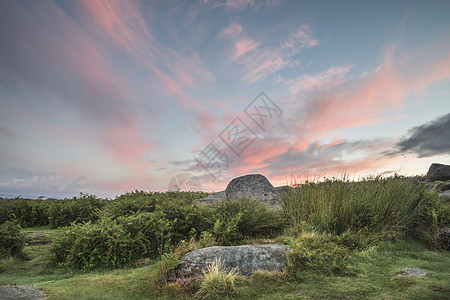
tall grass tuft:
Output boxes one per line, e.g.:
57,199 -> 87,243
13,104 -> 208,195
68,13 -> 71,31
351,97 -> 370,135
282,175 -> 438,239
196,259 -> 239,299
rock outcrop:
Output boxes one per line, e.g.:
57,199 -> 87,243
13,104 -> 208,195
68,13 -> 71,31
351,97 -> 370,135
426,163 -> 450,182
197,174 -> 293,210
177,244 -> 290,276
225,174 -> 281,210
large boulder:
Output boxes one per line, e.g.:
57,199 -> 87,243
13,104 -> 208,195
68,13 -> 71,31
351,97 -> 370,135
195,174 -> 293,210
177,244 -> 289,276
426,163 -> 450,182
225,174 -> 281,210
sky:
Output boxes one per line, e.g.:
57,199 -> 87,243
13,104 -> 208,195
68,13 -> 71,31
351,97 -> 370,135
1,0 -> 449,199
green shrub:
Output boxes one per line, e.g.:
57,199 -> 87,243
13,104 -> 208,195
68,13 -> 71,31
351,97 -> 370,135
51,213 -> 158,270
0,221 -> 26,258
194,199 -> 286,245
50,209 -> 197,270
47,194 -> 104,228
0,198 -> 50,227
287,232 -> 353,278
196,259 -> 239,299
105,190 -> 157,218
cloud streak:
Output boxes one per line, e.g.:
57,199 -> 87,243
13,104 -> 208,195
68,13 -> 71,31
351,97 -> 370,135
391,113 -> 450,158
221,23 -> 319,84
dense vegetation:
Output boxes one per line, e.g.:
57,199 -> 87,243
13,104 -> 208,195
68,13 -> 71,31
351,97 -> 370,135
0,176 -> 449,299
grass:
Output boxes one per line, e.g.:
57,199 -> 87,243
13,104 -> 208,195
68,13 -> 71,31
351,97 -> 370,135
1,176 -> 449,299
1,229 -> 448,299
197,259 -> 239,299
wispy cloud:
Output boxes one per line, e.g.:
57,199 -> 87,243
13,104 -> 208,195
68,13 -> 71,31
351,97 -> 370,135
222,23 -> 319,84
76,0 -> 213,106
204,0 -> 280,11
220,22 -> 242,37
277,64 -> 353,94
216,42 -> 450,180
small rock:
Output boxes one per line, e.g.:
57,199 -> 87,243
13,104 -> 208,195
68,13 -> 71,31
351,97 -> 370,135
398,267 -> 427,277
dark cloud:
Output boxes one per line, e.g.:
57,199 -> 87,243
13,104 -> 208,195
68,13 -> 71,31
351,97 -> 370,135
393,113 -> 450,158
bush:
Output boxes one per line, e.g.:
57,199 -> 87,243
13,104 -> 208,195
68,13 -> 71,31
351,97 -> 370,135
0,198 -> 50,227
51,213 -> 159,270
47,194 -> 104,228
194,199 -> 286,245
0,221 -> 26,258
50,209 -> 197,270
287,232 -> 353,278
196,259 -> 239,299
435,229 -> 449,251
105,190 -> 157,218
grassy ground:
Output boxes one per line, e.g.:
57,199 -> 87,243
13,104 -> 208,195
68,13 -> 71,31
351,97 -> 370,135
1,227 -> 448,299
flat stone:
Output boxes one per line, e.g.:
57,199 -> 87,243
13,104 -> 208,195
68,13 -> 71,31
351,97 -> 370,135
398,267 -> 427,277
177,244 -> 290,276
0,285 -> 45,300
438,190 -> 450,199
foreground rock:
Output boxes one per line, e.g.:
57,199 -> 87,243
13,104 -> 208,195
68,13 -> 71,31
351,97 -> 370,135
0,285 -> 45,300
426,163 -> 450,182
398,267 -> 427,277
177,244 -> 289,276
197,174 -> 293,210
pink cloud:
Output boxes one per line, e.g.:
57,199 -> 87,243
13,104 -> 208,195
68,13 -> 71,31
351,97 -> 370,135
233,38 -> 260,59
220,22 -> 242,38
231,24 -> 319,84
218,42 -> 450,181
282,43 -> 450,143
0,1 -> 156,173
205,0 -> 280,11
77,0 -> 213,108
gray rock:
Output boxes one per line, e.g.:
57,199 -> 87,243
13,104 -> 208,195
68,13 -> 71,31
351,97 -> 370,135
205,190 -> 226,199
0,285 -> 45,300
225,174 -> 281,210
398,267 -> 427,277
194,190 -> 226,207
426,163 -> 450,182
438,190 -> 450,199
177,244 -> 290,276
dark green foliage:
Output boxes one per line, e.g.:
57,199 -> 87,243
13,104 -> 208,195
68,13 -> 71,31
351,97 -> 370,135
287,233 -> 353,278
0,221 -> 26,258
47,194 -> 104,228
51,207 -> 200,270
50,194 -> 286,270
105,190 -> 157,218
193,199 -> 286,245
0,198 -> 50,227
51,214 -> 156,270
435,229 -> 449,251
